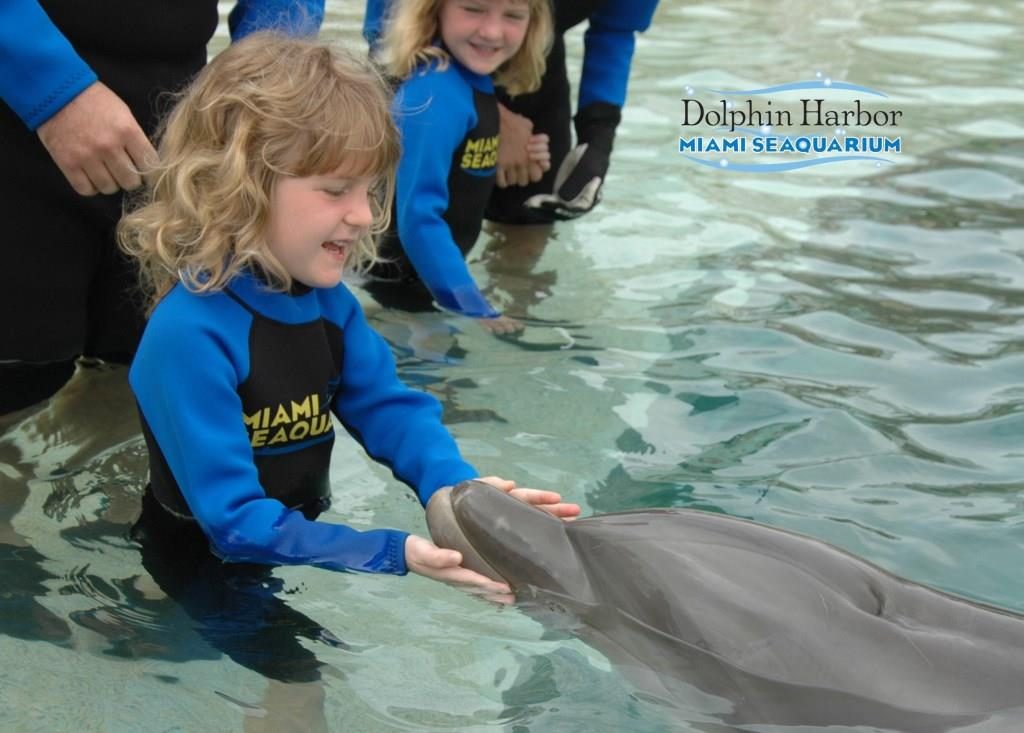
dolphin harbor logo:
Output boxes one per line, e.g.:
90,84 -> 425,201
678,74 -> 904,172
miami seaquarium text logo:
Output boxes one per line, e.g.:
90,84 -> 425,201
678,74 -> 903,172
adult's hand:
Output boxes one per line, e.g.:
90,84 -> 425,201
496,103 -> 547,188
36,81 -> 157,196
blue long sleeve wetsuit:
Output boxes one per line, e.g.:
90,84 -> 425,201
375,58 -> 501,318
0,0 -> 324,129
577,1 -> 658,110
130,271 -> 479,575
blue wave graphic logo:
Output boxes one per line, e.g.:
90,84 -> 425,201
681,155 -> 893,173
705,80 -> 887,97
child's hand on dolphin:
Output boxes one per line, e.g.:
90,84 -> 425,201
476,476 -> 582,520
405,535 -> 512,596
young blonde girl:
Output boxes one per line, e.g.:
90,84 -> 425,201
366,0 -> 553,333
118,33 -> 577,679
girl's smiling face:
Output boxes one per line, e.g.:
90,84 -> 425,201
439,0 -> 530,76
265,163 -> 376,289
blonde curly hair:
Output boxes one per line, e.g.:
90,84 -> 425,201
118,33 -> 400,313
378,0 -> 553,96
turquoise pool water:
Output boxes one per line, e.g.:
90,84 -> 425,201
1,1 -> 1022,730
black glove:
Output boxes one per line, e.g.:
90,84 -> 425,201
525,102 -> 621,220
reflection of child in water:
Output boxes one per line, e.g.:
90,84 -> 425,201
117,34 -> 579,683
366,0 -> 553,334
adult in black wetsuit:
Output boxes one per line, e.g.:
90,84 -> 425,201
0,0 -> 324,415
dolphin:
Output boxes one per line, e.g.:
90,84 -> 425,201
426,480 -> 1024,731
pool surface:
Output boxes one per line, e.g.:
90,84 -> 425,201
1,1 -> 1022,730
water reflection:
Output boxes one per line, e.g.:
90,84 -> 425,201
0,363 -> 138,647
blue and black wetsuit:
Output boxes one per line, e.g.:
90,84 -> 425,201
129,269 -> 478,680
362,0 -> 659,225
131,269 -> 479,572
0,1 -> 323,412
366,57 -> 501,319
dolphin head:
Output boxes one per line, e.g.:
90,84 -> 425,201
426,480 -> 594,601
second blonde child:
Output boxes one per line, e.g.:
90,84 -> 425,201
369,0 -> 553,333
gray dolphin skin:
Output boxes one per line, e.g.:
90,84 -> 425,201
426,480 -> 1024,732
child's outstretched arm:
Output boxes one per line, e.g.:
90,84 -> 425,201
330,286 -> 479,500
392,68 -> 502,321
131,291 -> 412,575
329,289 -> 578,517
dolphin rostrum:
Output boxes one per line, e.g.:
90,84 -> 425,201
426,480 -> 1024,731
